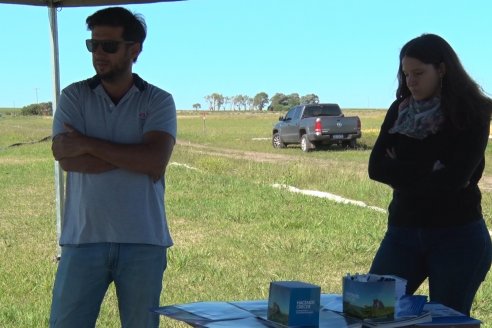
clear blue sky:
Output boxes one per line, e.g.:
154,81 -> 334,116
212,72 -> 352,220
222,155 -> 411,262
1,0 -> 491,110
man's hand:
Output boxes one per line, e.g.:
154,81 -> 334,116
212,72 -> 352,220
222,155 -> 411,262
52,124 -> 88,160
52,123 -> 174,178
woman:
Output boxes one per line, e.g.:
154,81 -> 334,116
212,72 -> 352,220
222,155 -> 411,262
368,33 -> 492,315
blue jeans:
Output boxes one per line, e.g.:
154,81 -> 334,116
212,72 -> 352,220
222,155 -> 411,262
369,219 -> 492,315
49,243 -> 167,328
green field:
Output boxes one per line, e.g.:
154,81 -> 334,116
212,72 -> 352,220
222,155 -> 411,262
1,110 -> 491,327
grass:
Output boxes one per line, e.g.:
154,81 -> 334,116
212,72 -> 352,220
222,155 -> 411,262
0,111 -> 491,327
0,115 -> 51,149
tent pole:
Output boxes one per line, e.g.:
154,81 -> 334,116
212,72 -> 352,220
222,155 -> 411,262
49,5 -> 63,260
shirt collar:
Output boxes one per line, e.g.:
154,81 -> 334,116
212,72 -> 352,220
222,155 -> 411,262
86,73 -> 147,92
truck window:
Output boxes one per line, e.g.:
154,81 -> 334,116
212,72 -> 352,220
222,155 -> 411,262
285,106 -> 301,120
293,107 -> 302,119
303,104 -> 342,117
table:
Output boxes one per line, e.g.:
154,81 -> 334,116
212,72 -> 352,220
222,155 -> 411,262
154,294 -> 481,328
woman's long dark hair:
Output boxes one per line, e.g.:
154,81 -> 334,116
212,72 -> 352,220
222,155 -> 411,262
396,34 -> 491,130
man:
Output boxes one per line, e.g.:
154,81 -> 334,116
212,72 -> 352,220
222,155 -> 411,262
50,7 -> 176,328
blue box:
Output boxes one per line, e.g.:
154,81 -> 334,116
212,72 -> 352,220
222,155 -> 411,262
267,281 -> 321,327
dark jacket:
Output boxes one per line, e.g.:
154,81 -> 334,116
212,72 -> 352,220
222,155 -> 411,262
368,99 -> 489,227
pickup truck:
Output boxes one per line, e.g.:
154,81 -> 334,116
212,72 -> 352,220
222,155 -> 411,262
272,103 -> 361,152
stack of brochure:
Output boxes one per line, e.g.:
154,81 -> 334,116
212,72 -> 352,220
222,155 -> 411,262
342,273 -> 408,320
324,293 -> 432,328
362,310 -> 432,328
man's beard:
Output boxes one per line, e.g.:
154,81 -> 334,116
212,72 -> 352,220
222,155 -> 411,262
94,57 -> 132,82
96,64 -> 128,82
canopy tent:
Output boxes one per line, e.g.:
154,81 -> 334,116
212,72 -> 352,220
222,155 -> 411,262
0,0 -> 178,6
1,0 -> 182,257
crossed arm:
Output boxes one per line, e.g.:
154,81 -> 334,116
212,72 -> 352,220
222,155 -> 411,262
368,102 -> 489,193
52,124 -> 175,181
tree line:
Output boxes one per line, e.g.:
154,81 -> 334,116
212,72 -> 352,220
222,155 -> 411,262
20,102 -> 53,116
194,92 -> 320,112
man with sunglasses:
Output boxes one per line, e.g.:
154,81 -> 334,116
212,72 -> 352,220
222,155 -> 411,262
50,7 -> 176,328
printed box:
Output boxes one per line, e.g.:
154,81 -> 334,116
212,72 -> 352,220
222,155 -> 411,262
342,275 -> 399,320
267,281 -> 321,327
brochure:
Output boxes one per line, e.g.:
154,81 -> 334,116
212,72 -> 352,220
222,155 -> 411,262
362,311 -> 432,328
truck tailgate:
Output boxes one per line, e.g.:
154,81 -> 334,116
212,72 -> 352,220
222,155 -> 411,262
320,117 -> 360,134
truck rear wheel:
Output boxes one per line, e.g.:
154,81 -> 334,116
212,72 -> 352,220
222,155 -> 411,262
272,133 -> 286,148
301,134 -> 315,152
343,139 -> 357,148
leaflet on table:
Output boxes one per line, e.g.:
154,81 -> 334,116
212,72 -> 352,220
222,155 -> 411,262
154,301 -> 254,322
175,301 -> 253,320
321,293 -> 427,318
203,316 -> 279,328
415,302 -> 482,326
395,295 -> 427,318
152,305 -> 210,326
232,299 -> 362,328
362,311 -> 432,328
230,300 -> 269,318
254,309 -> 363,328
320,294 -> 343,313
423,302 -> 469,317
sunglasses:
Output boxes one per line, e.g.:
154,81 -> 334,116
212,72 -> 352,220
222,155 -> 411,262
85,39 -> 135,54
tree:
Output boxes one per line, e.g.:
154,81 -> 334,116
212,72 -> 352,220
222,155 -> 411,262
233,95 -> 244,111
205,93 -> 225,110
244,95 -> 252,110
224,96 -> 233,110
253,92 -> 269,111
211,93 -> 225,111
269,93 -> 298,111
268,93 -> 288,111
20,102 -> 52,116
204,95 -> 213,110
300,94 -> 319,104
192,103 -> 201,110
287,93 -> 300,107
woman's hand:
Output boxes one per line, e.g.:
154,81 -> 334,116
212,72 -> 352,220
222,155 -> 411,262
386,147 -> 397,159
432,160 -> 445,172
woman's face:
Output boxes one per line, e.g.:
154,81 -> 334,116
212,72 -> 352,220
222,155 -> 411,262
402,56 -> 443,101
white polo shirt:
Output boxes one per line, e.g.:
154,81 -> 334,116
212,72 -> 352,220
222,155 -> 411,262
53,74 -> 176,247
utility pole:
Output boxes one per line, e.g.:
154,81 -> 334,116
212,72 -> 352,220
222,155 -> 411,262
35,87 -> 39,104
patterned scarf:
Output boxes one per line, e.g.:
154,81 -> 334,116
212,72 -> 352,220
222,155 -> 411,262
389,96 -> 444,140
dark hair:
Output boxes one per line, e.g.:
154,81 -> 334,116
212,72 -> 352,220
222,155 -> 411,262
396,33 -> 491,129
86,7 -> 147,62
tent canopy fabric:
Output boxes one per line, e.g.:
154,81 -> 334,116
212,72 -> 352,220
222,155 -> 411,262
0,0 -> 178,7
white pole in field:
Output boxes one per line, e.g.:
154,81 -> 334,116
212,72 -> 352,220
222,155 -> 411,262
49,5 -> 64,259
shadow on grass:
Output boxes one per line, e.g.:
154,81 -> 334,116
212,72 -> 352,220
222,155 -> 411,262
7,136 -> 51,148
